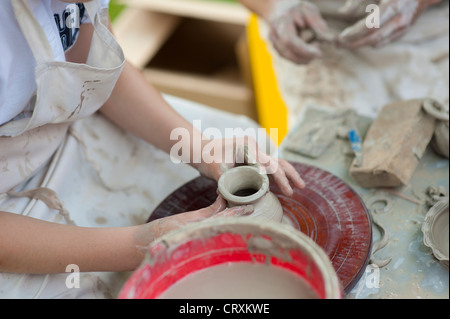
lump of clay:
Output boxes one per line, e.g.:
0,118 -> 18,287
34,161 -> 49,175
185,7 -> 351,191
432,121 -> 449,159
350,99 -> 436,188
422,198 -> 449,269
423,99 -> 450,159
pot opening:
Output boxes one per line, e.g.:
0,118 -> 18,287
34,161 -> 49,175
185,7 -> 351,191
219,166 -> 267,200
233,188 -> 260,197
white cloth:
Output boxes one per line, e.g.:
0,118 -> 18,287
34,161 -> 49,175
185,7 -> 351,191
0,0 -> 109,126
263,1 -> 449,125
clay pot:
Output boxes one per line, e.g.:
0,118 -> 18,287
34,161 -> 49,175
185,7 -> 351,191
432,121 -> 449,159
423,99 -> 449,159
217,166 -> 283,222
422,198 -> 449,269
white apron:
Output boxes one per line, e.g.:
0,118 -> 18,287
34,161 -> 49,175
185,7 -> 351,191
0,0 -> 126,298
264,0 -> 449,124
0,1 -> 267,298
0,0 -> 125,193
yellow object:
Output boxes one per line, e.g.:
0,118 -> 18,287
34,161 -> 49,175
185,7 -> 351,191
247,14 -> 288,145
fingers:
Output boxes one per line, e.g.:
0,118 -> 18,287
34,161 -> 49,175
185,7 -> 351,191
339,18 -> 374,45
279,159 -> 306,190
338,0 -> 397,45
341,15 -> 408,49
339,0 -> 418,49
240,138 -> 306,196
338,0 -> 381,18
199,137 -> 307,198
270,165 -> 293,196
270,21 -> 323,65
214,205 -> 254,218
209,194 -> 228,214
300,2 -> 335,39
339,0 -> 364,16
374,26 -> 408,48
266,159 -> 306,197
269,2 -> 331,65
258,155 -> 305,197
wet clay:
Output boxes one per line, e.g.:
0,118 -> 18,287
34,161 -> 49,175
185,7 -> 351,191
422,199 -> 449,268
7,187 -> 75,225
423,99 -> 449,159
218,166 -> 283,222
158,262 -> 319,299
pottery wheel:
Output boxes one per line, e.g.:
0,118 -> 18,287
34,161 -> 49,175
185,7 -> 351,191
148,162 -> 372,293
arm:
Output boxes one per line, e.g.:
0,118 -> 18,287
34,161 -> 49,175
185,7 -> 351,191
1,2 -> 259,276
238,0 -> 335,64
100,61 -> 204,162
95,25 -> 305,194
237,0 -> 277,20
0,211 -> 141,274
0,197 -> 251,274
66,7 -> 305,194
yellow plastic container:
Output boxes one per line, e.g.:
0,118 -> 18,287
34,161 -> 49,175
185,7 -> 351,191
247,14 -> 288,145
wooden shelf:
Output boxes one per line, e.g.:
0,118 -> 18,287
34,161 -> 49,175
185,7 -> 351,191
117,0 -> 250,25
113,0 -> 257,121
114,9 -> 182,69
144,68 -> 256,120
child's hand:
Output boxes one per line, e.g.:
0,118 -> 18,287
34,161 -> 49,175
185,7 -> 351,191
196,136 -> 306,197
135,195 -> 254,246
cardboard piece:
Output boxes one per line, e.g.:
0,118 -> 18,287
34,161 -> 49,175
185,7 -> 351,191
350,99 -> 436,188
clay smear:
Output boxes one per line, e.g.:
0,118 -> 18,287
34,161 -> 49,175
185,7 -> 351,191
158,262 -> 319,299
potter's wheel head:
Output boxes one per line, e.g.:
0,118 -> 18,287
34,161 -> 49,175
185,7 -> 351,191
148,162 -> 373,293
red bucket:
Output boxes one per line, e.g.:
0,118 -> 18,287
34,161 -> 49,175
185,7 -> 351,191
119,218 -> 342,299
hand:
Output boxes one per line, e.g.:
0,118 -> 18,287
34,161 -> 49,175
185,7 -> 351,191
136,195 -> 254,245
196,136 -> 306,197
267,0 -> 335,64
338,0 -> 441,49
337,0 -> 380,20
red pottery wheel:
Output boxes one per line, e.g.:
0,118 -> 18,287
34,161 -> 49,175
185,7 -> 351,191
148,162 -> 372,294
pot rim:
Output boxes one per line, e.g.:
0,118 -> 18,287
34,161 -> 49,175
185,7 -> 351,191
123,217 -> 343,299
218,166 -> 270,205
422,198 -> 449,264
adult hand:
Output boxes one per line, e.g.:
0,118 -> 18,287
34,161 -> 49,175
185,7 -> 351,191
267,0 -> 335,64
136,195 -> 254,245
196,137 -> 306,197
338,0 -> 441,49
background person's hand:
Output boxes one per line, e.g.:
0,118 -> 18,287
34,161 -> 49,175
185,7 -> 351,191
196,136 -> 306,197
338,0 -> 442,49
267,0 -> 335,64
337,0 -> 380,20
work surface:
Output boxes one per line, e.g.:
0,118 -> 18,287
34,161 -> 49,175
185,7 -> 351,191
279,106 -> 449,299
